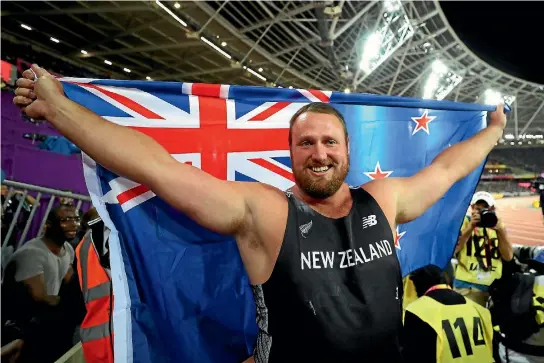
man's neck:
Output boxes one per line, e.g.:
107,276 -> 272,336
42,236 -> 64,256
292,183 -> 352,218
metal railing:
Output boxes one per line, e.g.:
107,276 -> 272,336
1,180 -> 91,249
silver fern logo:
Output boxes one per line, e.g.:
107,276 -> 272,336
299,220 -> 313,238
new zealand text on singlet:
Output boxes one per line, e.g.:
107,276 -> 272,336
301,239 -> 393,270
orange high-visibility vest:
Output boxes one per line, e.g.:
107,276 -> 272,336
76,230 -> 114,363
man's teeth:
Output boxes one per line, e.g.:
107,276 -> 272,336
311,166 -> 330,172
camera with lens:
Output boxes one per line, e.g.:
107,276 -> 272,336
477,208 -> 498,228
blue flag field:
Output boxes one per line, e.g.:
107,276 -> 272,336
61,78 -> 497,362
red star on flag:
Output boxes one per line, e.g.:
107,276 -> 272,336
364,161 -> 393,180
411,110 -> 436,135
394,227 -> 406,250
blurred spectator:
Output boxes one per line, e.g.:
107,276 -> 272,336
403,265 -> 494,363
489,247 -> 544,363
453,191 -> 514,306
2,204 -> 81,362
74,207 -> 114,363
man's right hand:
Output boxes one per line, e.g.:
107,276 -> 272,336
470,211 -> 481,228
13,64 -> 65,120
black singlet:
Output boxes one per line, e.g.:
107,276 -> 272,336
253,187 -> 404,362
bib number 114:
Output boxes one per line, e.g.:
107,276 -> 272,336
442,317 -> 486,358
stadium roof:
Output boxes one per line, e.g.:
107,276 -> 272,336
2,0 -> 543,141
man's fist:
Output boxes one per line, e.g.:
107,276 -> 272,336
13,64 -> 64,120
488,104 -> 507,130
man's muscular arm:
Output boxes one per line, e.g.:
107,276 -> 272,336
13,65 -> 254,236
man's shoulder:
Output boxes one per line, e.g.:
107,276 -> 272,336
10,238 -> 47,265
13,238 -> 47,255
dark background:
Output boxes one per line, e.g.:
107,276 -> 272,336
440,1 -> 544,84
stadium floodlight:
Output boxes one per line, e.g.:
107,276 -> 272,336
483,89 -> 515,106
422,60 -> 463,100
354,0 -> 414,86
504,134 -> 515,140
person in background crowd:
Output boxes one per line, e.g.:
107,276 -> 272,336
489,246 -> 544,363
403,264 -> 494,363
74,207 -> 113,363
14,64 -> 508,363
2,204 -> 80,362
453,191 -> 514,306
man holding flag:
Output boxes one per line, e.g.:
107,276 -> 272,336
14,65 -> 506,362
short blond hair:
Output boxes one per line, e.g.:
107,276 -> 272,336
288,102 -> 348,146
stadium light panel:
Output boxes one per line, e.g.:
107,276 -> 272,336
384,0 -> 401,12
201,36 -> 231,59
483,89 -> 515,106
104,60 -> 112,65
355,0 -> 414,84
123,68 -> 131,73
422,60 -> 462,100
246,67 -> 266,82
50,37 -> 60,43
155,0 -> 187,27
21,24 -> 32,31
81,50 -> 88,55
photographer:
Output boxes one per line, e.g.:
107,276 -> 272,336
453,191 -> 514,306
489,246 -> 544,363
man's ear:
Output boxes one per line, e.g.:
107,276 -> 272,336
43,220 -> 51,233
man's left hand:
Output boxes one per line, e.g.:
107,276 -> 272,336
488,104 -> 507,130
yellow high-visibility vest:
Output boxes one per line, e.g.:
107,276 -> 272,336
406,290 -> 494,363
456,216 -> 502,287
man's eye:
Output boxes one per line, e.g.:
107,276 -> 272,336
301,141 -> 311,146
328,140 -> 337,144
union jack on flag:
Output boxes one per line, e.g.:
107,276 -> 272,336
61,78 -> 494,363
63,79 -> 332,212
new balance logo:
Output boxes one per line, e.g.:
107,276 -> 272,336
299,221 -> 313,238
362,215 -> 377,229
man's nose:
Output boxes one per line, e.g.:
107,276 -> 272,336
312,143 -> 328,162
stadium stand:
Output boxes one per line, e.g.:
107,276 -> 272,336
488,146 -> 544,174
